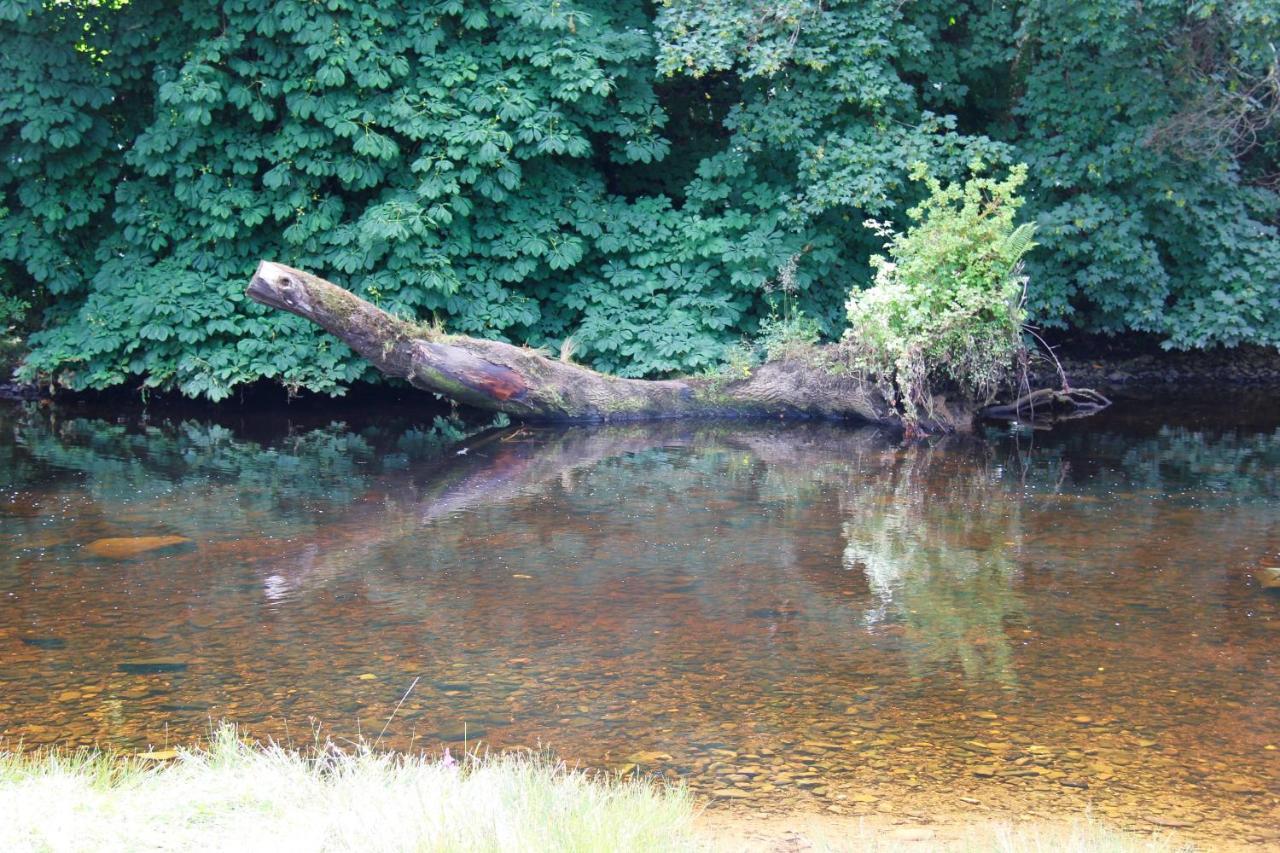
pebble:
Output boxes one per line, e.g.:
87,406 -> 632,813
20,638 -> 67,650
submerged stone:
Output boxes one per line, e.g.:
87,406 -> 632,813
1143,814 -> 1202,828
85,536 -> 192,559
435,725 -> 487,742
117,659 -> 189,674
710,788 -> 754,799
20,637 -> 66,650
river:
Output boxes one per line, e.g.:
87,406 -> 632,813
1,395 -> 1277,844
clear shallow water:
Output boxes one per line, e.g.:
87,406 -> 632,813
1,399 -> 1278,842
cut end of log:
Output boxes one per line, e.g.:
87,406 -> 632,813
246,261 -> 315,315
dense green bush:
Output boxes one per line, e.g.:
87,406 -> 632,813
1,0 -> 1275,399
845,163 -> 1034,428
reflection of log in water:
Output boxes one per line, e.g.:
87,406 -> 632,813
409,422 -> 901,523
256,422 -> 902,594
237,422 -> 1033,689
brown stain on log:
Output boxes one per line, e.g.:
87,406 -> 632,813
422,342 -> 529,401
449,359 -> 527,400
469,366 -> 525,400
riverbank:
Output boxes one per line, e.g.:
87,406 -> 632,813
0,725 -> 694,852
5,335 -> 1279,407
0,728 -> 1203,852
1028,338 -> 1280,390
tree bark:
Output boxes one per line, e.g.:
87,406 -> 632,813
246,261 -> 973,432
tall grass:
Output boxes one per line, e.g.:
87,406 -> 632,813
0,725 -> 696,853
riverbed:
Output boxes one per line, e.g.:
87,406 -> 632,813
1,395 -> 1277,845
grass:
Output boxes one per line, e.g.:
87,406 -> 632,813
0,724 -> 697,853
0,726 -> 1202,853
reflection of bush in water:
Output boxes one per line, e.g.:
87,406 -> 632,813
841,445 -> 1024,687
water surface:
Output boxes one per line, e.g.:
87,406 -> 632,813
2,399 -> 1277,842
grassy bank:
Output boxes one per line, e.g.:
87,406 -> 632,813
0,726 -> 1198,852
0,725 -> 696,852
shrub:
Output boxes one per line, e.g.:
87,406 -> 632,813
844,163 -> 1035,430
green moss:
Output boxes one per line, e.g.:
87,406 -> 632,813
531,384 -> 569,415
601,393 -> 658,416
410,364 -> 496,409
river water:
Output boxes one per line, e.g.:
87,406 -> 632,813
1,397 -> 1277,843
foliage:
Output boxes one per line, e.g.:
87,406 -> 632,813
0,0 -> 1276,399
756,253 -> 821,360
845,164 -> 1034,427
1005,0 -> 1280,348
0,292 -> 26,331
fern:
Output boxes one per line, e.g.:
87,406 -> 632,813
1001,223 -> 1038,273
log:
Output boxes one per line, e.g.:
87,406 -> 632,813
246,261 -> 976,432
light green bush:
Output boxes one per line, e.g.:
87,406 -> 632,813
845,163 -> 1035,430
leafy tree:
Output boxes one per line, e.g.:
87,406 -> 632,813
1006,0 -> 1280,347
1,0 -> 1275,400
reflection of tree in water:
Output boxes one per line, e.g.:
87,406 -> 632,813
991,425 -> 1280,504
1,406 -> 479,537
841,444 -> 1024,687
7,406 -> 1276,666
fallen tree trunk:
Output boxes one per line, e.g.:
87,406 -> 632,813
245,261 -> 975,432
